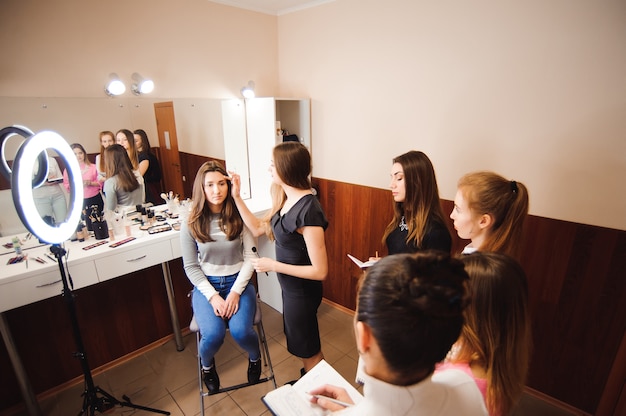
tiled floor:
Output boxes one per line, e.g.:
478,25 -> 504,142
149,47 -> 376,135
8,301 -> 582,415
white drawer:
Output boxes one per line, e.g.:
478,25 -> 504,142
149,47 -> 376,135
94,240 -> 172,282
0,261 -> 98,312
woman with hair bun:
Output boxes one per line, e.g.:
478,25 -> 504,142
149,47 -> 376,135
310,251 -> 487,415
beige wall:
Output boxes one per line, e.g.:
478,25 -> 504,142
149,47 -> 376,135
1,0 -> 625,230
0,0 -> 279,157
278,0 -> 626,230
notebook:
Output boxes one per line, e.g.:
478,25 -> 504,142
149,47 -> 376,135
262,359 -> 363,416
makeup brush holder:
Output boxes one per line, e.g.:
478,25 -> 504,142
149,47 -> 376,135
92,221 -> 108,240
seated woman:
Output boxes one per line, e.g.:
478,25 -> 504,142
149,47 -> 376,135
311,252 -> 487,415
102,144 -> 144,211
180,161 -> 261,394
436,252 -> 532,416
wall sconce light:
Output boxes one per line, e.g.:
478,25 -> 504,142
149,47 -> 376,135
241,80 -> 255,99
131,72 -> 154,95
104,73 -> 126,96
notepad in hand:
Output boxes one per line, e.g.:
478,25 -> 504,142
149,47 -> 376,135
347,254 -> 379,269
262,359 -> 363,416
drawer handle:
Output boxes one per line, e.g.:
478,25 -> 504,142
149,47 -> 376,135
36,280 -> 61,288
127,255 -> 147,262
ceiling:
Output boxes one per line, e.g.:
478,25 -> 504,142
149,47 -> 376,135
209,0 -> 333,15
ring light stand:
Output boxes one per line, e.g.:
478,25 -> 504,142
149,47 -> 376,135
1,127 -> 170,415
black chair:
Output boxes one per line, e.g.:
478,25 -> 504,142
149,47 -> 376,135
189,296 -> 277,414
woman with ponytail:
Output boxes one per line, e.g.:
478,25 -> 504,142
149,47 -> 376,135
449,171 -> 529,259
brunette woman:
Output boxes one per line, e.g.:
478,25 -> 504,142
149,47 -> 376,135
231,142 -> 328,379
180,161 -> 261,393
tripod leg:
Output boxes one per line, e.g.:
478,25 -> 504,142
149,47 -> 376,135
49,245 -> 170,416
96,387 -> 171,415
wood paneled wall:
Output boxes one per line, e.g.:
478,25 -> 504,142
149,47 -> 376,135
1,156 -> 623,415
313,177 -> 626,416
178,152 -> 225,200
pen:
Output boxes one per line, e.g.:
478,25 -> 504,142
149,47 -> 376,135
375,251 -> 378,258
34,257 -> 46,264
45,253 -> 56,262
309,394 -> 353,408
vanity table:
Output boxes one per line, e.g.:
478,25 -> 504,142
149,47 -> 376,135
0,207 -> 184,415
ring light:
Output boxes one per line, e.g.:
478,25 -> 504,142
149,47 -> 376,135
0,125 -> 48,188
11,130 -> 83,244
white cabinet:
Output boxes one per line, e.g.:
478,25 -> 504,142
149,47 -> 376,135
222,97 -> 311,214
222,97 -> 311,312
0,260 -> 98,312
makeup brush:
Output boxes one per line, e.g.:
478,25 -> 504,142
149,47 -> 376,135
251,247 -> 268,276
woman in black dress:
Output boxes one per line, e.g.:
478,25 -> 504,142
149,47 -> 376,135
133,129 -> 162,205
231,142 -> 328,378
380,150 -> 451,256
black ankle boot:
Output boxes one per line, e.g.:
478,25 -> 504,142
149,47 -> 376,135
285,367 -> 306,385
247,358 -> 262,383
202,359 -> 220,394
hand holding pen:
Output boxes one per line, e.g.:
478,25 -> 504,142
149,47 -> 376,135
308,385 -> 354,410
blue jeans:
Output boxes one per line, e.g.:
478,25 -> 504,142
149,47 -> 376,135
192,274 -> 260,368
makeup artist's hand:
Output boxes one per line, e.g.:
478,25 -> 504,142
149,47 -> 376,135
309,385 -> 354,411
229,171 -> 241,199
252,257 -> 275,273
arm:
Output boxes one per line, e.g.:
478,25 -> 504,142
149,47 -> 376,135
229,172 -> 265,237
62,169 -> 70,192
253,225 -> 328,281
138,159 -> 149,176
102,179 -> 117,211
95,155 -> 106,183
88,164 -> 102,190
223,226 -> 256,317
180,222 -> 218,303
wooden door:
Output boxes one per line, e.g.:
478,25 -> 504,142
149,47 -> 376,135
154,102 -> 185,199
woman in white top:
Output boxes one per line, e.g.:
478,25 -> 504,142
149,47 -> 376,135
310,252 -> 487,416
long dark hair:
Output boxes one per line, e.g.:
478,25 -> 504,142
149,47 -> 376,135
187,161 -> 243,243
133,129 -> 152,154
382,151 -> 448,249
104,144 -> 139,192
116,129 -> 139,170
264,142 -> 312,239
455,252 -> 532,415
